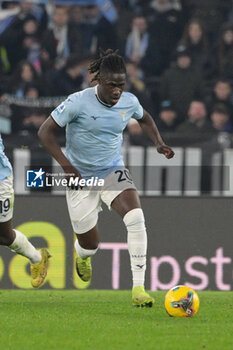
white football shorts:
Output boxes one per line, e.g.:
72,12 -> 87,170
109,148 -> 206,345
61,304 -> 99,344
66,168 -> 136,234
0,175 -> 14,223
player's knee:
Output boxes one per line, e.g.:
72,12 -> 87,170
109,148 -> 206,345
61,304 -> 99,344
123,208 -> 146,232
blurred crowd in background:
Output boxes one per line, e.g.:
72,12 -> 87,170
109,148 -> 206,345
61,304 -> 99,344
1,0 -> 233,149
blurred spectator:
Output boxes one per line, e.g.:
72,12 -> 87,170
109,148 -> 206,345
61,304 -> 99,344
47,54 -> 89,96
1,1 -> 47,30
7,60 -> 41,97
68,6 -> 86,56
0,14 -> 37,72
0,2 -> 19,42
114,1 -> 134,54
126,60 -> 156,145
125,16 -> 162,77
11,103 -> 45,135
125,16 -> 149,65
24,82 -> 40,99
127,100 -> 177,146
21,109 -> 47,135
81,5 -> 117,54
69,5 -> 84,26
175,100 -> 216,145
143,0 -> 184,72
11,107 -> 47,144
155,101 -> 177,132
97,0 -> 118,23
16,1 -> 47,31
210,104 -> 232,133
215,23 -> 233,80
184,0 -> 232,42
160,46 -> 204,123
125,60 -> 154,113
178,18 -> 213,78
41,6 -> 82,71
21,16 -> 41,73
0,2 -> 47,72
205,79 -> 233,122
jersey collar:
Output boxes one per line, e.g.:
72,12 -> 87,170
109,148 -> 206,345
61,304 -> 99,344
95,85 -> 112,108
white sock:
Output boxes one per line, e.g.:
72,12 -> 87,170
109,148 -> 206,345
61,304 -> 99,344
123,208 -> 147,288
9,230 -> 42,264
74,239 -> 98,259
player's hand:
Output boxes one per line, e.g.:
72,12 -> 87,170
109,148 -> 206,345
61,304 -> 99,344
157,144 -> 175,159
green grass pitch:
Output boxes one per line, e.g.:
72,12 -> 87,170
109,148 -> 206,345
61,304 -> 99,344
0,290 -> 232,350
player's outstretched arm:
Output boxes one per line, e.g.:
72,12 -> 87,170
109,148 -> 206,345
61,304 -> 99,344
38,116 -> 82,179
138,109 -> 175,159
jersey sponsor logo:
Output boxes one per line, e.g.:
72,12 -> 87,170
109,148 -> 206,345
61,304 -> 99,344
26,168 -> 45,188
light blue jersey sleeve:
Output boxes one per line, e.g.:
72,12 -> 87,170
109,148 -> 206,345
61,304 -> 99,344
0,134 -> 12,182
51,93 -> 80,127
131,95 -> 144,120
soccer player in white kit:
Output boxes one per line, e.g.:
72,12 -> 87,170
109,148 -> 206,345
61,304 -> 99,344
38,49 -> 174,306
0,135 -> 50,287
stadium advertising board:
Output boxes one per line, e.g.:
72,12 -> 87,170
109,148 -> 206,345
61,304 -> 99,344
0,196 -> 232,291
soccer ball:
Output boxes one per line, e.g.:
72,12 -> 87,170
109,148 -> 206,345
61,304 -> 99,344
164,285 -> 199,317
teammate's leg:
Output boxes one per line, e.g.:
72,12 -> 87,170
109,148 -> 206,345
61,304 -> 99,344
0,220 -> 50,288
111,189 -> 154,307
0,220 -> 41,263
74,225 -> 99,284
0,174 -> 50,288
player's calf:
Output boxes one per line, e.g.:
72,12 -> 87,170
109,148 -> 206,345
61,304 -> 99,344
123,208 -> 147,288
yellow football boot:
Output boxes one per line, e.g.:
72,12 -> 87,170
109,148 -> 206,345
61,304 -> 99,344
132,286 -> 155,307
75,255 -> 92,284
30,248 -> 51,288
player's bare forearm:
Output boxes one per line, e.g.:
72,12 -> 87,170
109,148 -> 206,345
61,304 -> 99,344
138,109 -> 175,159
38,116 -> 80,176
138,110 -> 164,146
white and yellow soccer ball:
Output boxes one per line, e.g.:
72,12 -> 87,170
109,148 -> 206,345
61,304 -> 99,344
164,285 -> 199,317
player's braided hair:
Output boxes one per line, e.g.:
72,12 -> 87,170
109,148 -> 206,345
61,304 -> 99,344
89,49 -> 126,82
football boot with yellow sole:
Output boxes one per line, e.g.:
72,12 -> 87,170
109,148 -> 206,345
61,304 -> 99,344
132,286 -> 155,307
30,248 -> 51,288
75,255 -> 92,289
